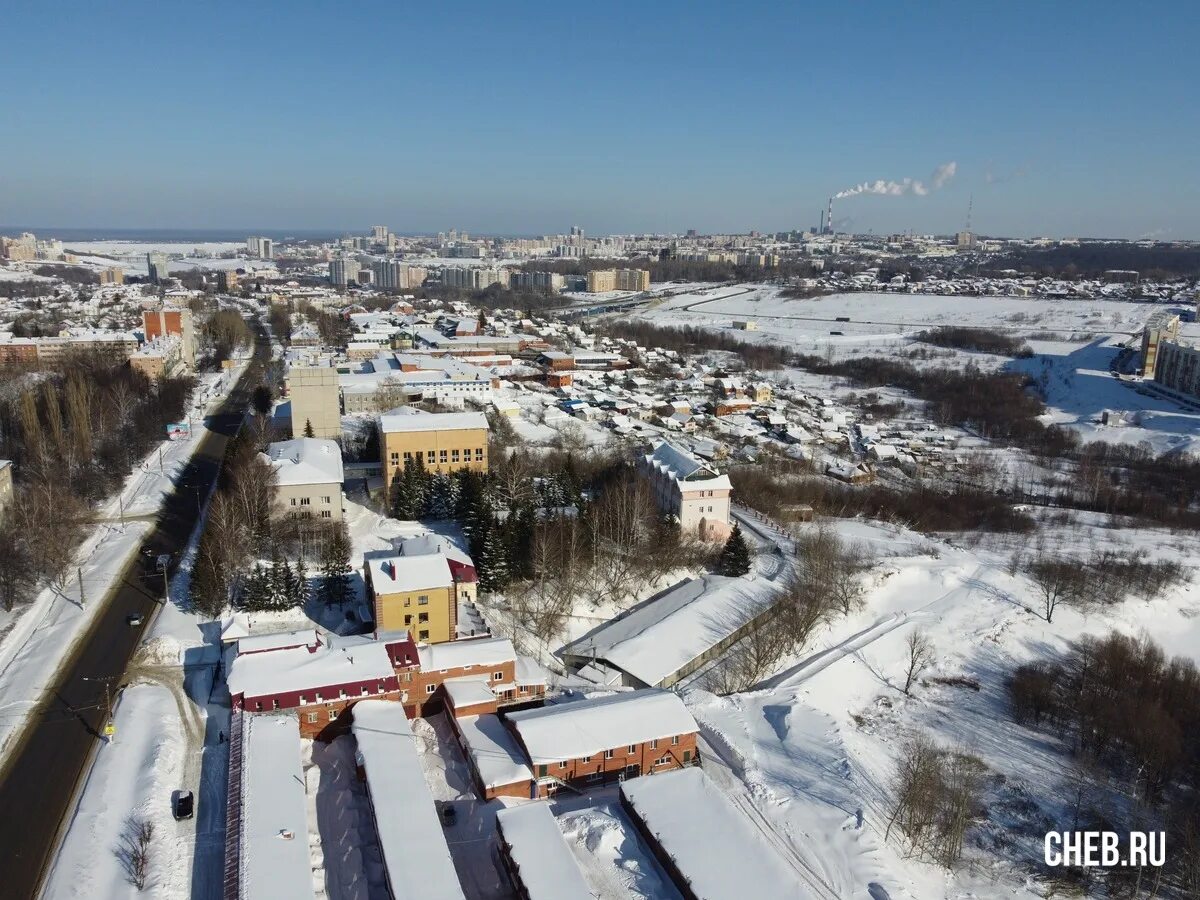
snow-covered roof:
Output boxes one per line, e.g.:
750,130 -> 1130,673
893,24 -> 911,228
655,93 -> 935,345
644,440 -> 731,490
241,716 -> 315,900
456,713 -> 534,789
417,636 -> 515,672
443,677 -> 497,709
620,768 -> 807,899
495,803 -> 591,900
264,437 -> 344,486
562,575 -> 776,687
351,701 -> 465,900
506,690 -> 697,765
235,628 -> 319,656
227,638 -> 394,700
377,410 -> 488,434
366,552 -> 453,594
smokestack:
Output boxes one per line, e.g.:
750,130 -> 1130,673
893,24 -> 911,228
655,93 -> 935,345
826,197 -> 834,234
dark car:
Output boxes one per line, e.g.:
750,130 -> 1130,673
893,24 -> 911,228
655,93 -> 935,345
173,790 -> 194,820
126,612 -> 145,627
439,802 -> 456,827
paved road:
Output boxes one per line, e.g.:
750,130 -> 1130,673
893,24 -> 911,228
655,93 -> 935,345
0,330 -> 266,900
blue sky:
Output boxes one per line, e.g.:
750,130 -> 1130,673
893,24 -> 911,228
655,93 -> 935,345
2,1 -> 1197,238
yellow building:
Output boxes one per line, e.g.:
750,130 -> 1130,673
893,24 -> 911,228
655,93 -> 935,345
378,410 -> 489,488
364,552 -> 466,643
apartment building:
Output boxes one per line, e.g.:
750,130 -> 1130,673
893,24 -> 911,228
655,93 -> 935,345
1140,312 -> 1181,377
246,236 -> 274,258
4,331 -> 141,368
378,409 -> 488,487
147,251 -> 170,284
142,305 -> 196,368
586,268 -> 650,292
640,441 -> 732,541
129,335 -> 186,381
442,266 -> 507,290
263,437 -> 344,522
0,233 -> 37,260
363,536 -> 479,643
329,256 -> 361,287
218,269 -> 239,292
508,271 -> 565,292
1154,340 -> 1200,399
98,266 -> 124,285
405,635 -> 546,717
372,259 -> 428,290
287,365 -> 342,439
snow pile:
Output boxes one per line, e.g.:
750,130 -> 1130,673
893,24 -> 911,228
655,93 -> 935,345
558,804 -> 682,900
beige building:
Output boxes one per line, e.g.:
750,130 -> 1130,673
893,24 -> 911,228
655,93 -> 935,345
32,332 -> 139,367
263,438 -> 344,521
641,440 -> 732,541
98,267 -> 124,285
288,365 -> 342,439
586,268 -> 650,292
1140,312 -> 1181,377
364,537 -> 478,643
142,306 -> 196,369
1153,340 -> 1200,400
0,460 -> 12,524
378,410 -> 488,488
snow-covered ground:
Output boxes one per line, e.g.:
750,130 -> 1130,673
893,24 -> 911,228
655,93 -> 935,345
677,516 -> 1200,899
0,368 -> 242,765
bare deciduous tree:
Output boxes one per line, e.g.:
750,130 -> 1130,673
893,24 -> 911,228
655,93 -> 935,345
115,815 -> 154,890
903,629 -> 934,695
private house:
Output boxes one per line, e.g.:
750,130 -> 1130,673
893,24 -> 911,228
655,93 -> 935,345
640,441 -> 732,541
263,437 -> 345,522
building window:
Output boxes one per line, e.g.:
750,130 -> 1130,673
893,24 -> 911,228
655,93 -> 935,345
451,449 -> 460,462
650,739 -> 658,750
404,598 -> 411,607
656,756 -> 670,766
418,595 -> 429,605
255,701 -> 263,711
604,749 -> 614,760
627,744 -> 637,755
426,684 -> 436,694
300,497 -> 311,506
272,699 -> 279,710
390,452 -> 400,463
307,712 -> 318,723
404,615 -> 412,626
519,685 -> 528,694
439,450 -> 448,462
361,686 -> 369,696
683,750 -> 692,762
299,695 -> 307,705
493,671 -> 503,681
538,764 -> 548,777
582,755 -> 591,763
419,629 -> 429,640
402,452 -> 411,462
474,448 -> 484,460
418,612 -> 428,623
321,511 -> 331,519
560,760 -> 568,769
322,496 -> 331,504
672,735 -> 680,746
402,672 -> 412,683
289,497 -> 297,506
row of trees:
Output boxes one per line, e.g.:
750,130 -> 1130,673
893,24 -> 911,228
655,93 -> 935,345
913,326 -> 1033,358
1016,545 -> 1185,623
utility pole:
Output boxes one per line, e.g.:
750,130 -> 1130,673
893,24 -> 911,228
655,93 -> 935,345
82,675 -> 119,742
158,446 -> 164,475
77,567 -> 85,608
161,558 -> 170,604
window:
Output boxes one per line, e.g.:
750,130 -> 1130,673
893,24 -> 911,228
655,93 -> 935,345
650,739 -> 658,750
671,735 -> 680,746
439,450 -> 448,462
404,598 -> 411,607
475,448 -> 484,460
255,701 -> 263,711
299,695 -> 307,706
493,671 -> 504,681
328,708 -> 337,720
604,749 -> 614,760
404,615 -> 412,626
560,761 -> 567,769
300,497 -> 311,506
538,764 -> 548,777
419,629 -> 429,640
451,449 -> 460,462
338,689 -> 347,699
520,685 -> 528,694
418,612 -> 428,623
683,750 -> 692,762
321,496 -> 331,504
272,699 -> 279,710
627,744 -> 637,755
426,684 -> 436,694
655,756 -> 670,766
390,452 -> 400,463
402,452 -> 411,462
401,672 -> 412,683
418,595 -> 429,605
314,693 -> 323,702
289,497 -> 297,506
360,686 -> 369,696
586,772 -> 603,783
321,511 -> 331,519
582,755 -> 592,763
307,712 -> 319,723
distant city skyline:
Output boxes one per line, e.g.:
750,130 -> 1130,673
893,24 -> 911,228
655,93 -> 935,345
2,1 -> 1197,240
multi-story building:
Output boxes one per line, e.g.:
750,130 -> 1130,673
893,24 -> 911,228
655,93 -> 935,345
586,268 -> 649,292
1153,340 -> 1200,400
142,305 -> 196,368
263,437 -> 344,522
27,331 -> 140,368
1140,312 -> 1181,377
98,266 -> 124,285
442,266 -> 507,290
147,251 -> 170,284
0,460 -> 12,525
0,233 -> 38,260
378,409 -> 488,487
129,334 -> 186,381
373,259 -> 428,290
329,256 -> 361,287
640,441 -> 732,541
246,236 -> 274,258
287,365 -> 342,439
218,269 -> 239,292
508,270 -> 565,292
363,537 -> 477,643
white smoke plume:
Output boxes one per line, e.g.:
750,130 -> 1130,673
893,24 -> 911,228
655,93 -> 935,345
834,161 -> 957,199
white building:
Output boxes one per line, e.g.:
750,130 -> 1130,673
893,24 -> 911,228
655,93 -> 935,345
640,441 -> 732,541
263,437 -> 345,521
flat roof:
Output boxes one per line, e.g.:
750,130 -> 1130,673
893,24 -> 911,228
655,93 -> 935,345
495,804 -> 591,900
228,639 -> 394,700
352,701 -> 465,900
456,714 -> 534,789
417,636 -> 515,671
241,716 -> 315,900
378,410 -> 488,433
443,677 -> 497,709
366,553 -> 453,594
506,690 -> 697,765
621,768 -> 810,899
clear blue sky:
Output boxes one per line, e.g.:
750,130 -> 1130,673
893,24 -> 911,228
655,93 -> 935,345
2,1 -> 1197,238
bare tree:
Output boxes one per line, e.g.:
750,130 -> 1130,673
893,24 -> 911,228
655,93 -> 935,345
903,629 -> 934,695
115,815 -> 154,890
1024,554 -> 1089,623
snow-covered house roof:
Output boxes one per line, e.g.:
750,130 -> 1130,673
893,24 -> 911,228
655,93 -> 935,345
227,637 -> 394,701
506,689 -> 698,766
417,636 -> 516,671
561,575 -> 777,688
264,438 -> 344,486
377,410 -> 488,434
495,803 -> 591,900
236,628 -> 319,655
643,440 -> 731,490
365,552 -> 453,594
457,713 -> 534,790
240,715 -> 315,900
620,767 -> 805,899
351,701 -> 465,900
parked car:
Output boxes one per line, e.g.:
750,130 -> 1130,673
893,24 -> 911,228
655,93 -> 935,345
439,802 -> 456,827
173,790 -> 194,820
126,612 -> 145,627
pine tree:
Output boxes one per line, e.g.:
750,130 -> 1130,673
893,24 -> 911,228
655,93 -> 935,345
475,515 -> 510,594
240,564 -> 269,611
506,503 -> 535,581
303,418 -> 315,438
290,557 -> 308,608
717,523 -> 752,577
319,524 -> 352,606
427,473 -> 458,520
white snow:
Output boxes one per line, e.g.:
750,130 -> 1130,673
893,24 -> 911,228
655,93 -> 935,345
350,700 -> 465,900
620,767 -> 813,899
506,689 -> 697,766
455,713 -> 534,790
495,803 -> 592,900
416,635 -> 516,671
226,636 -> 394,702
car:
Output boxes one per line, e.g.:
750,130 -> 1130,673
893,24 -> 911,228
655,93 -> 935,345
439,802 -> 456,827
173,790 -> 194,821
126,612 -> 145,627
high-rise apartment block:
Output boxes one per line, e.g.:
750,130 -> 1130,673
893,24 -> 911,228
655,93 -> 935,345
245,236 -> 274,258
147,252 -> 171,284
143,305 -> 196,368
586,268 -> 649,292
329,256 -> 361,287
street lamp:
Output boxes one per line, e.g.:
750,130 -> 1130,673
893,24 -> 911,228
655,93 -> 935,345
81,675 -> 120,742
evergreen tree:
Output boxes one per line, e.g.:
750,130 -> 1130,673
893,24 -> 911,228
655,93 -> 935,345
303,418 -> 315,438
318,523 -> 352,606
426,473 -> 458,520
240,563 -> 270,611
290,557 -> 308,608
717,523 -> 752,577
475,515 -> 510,594
506,502 -> 535,581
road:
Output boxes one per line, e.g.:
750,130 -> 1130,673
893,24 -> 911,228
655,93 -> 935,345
0,329 -> 266,900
